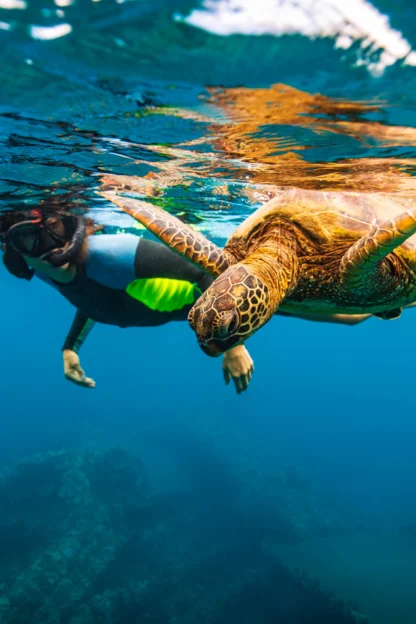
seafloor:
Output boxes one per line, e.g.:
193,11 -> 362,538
0,448 -> 368,624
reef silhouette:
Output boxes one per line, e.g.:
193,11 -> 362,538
0,447 -> 367,623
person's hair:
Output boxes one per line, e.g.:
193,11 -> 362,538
0,210 -> 27,236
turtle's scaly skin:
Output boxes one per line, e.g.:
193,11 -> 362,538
340,208 -> 416,287
101,191 -> 233,276
101,187 -> 416,356
189,231 -> 298,354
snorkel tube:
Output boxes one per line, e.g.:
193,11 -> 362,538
41,216 -> 87,267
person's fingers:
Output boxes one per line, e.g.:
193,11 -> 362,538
234,374 -> 248,395
240,375 -> 249,393
74,365 -> 94,386
223,368 -> 231,385
76,365 -> 86,378
65,369 -> 96,388
65,371 -> 81,385
82,377 -> 96,388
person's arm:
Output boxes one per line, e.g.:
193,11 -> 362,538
135,238 -> 254,394
62,311 -> 96,388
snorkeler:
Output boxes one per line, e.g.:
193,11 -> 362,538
0,209 -> 254,394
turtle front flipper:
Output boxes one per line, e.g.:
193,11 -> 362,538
101,191 -> 233,277
340,207 -> 416,288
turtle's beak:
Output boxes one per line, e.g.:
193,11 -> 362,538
198,334 -> 241,358
199,339 -> 223,358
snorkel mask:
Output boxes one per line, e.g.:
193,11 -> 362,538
5,210 -> 86,267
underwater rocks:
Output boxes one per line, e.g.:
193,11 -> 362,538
235,463 -> 352,545
0,448 -> 367,623
0,448 -> 148,624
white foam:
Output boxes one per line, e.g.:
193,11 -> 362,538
29,23 -> 72,40
404,50 -> 416,66
0,0 -> 26,8
176,0 -> 415,74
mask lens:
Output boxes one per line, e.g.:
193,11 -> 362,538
7,222 -> 41,256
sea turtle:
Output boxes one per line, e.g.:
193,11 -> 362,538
101,187 -> 416,356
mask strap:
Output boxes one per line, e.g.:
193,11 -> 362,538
42,216 -> 86,267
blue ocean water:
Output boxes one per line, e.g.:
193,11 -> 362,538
1,0 -> 416,622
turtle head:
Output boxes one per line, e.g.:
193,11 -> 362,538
188,263 -> 272,357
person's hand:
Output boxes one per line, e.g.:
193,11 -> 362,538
222,345 -> 254,395
63,349 -> 96,388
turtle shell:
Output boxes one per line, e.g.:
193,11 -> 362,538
228,188 -> 416,250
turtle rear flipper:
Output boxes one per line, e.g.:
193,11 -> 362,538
101,192 -> 232,277
374,308 -> 402,320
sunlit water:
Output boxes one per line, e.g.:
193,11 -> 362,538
1,1 -> 416,623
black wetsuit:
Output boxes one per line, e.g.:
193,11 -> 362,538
35,233 -> 213,354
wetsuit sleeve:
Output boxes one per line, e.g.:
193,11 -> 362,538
62,311 -> 96,354
134,238 -> 213,292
